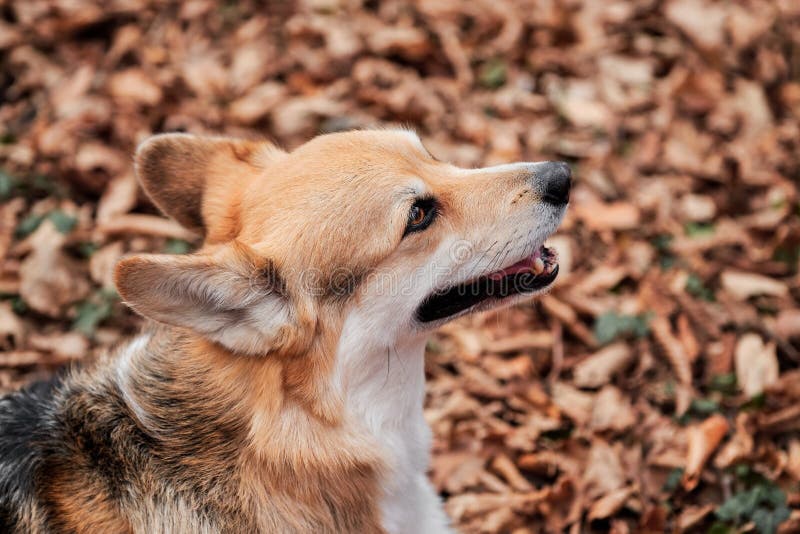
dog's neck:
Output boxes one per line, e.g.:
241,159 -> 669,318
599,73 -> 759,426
334,309 -> 434,527
335,309 -> 429,436
118,317 -> 430,454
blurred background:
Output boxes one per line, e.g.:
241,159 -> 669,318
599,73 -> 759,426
1,0 -> 799,532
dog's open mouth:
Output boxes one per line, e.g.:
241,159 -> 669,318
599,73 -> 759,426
416,245 -> 559,323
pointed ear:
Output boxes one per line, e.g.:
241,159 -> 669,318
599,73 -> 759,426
114,242 -> 294,354
134,133 -> 282,237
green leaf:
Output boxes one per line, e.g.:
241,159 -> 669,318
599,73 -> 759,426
741,393 -> 766,411
684,222 -> 716,238
690,397 -> 721,415
14,213 -> 45,238
0,170 -> 17,199
479,58 -> 507,89
47,210 -> 77,234
77,242 -> 100,258
14,210 -> 77,238
686,273 -> 715,301
709,373 -> 738,395
163,238 -> 192,255
594,311 -> 653,345
715,480 -> 790,534
662,467 -> 684,493
11,296 -> 27,315
72,289 -> 119,337
425,339 -> 442,354
752,506 -> 790,534
706,522 -> 736,534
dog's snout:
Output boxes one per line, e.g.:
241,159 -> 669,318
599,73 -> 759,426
536,162 -> 571,205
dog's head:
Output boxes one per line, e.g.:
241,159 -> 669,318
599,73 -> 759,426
115,130 -> 569,355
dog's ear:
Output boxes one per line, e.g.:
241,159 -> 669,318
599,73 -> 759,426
135,133 -> 282,238
114,241 -> 295,355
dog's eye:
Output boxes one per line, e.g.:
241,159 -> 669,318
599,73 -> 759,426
409,205 -> 426,226
404,198 -> 436,236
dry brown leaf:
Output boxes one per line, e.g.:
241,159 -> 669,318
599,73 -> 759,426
229,82 -> 287,125
676,314 -> 700,364
573,342 -> 633,388
96,172 -> 137,225
431,453 -> 486,494
19,222 -> 90,317
677,194 -> 716,222
714,413 -> 754,468
0,197 -> 24,265
483,331 -> 553,353
0,301 -> 25,350
590,385 -> 637,433
445,490 -> 549,523
757,404 -> 800,435
491,454 -> 533,492
108,69 -> 162,106
366,26 -> 431,60
28,332 -> 88,361
571,266 -> 628,295
587,486 -> 635,521
584,440 -> 626,500
0,351 -> 46,367
650,316 -> 693,386
89,241 -> 125,289
721,270 -> 789,301
735,333 -> 779,398
682,414 -> 729,491
540,295 -> 597,348
774,309 -> 800,339
75,143 -> 126,176
572,201 -> 640,231
482,354 -> 533,381
517,451 -> 580,478
551,382 -> 594,426
787,440 -> 800,481
97,214 -> 197,240
676,504 -> 715,532
665,0 -> 727,51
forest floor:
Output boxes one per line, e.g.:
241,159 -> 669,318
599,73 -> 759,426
1,0 -> 799,532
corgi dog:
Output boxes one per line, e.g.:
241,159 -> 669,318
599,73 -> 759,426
0,129 -> 569,533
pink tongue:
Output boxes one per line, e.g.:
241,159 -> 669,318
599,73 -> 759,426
488,248 -> 542,281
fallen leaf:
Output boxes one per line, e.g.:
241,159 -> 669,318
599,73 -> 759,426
96,172 -> 137,224
573,343 -> 633,388
588,486 -> 635,521
721,270 -> 789,301
590,385 -> 637,432
682,414 -> 729,490
735,333 -> 779,398
108,69 -> 162,106
651,316 -> 693,386
665,0 -> 727,51
0,301 -> 25,350
584,439 -> 626,500
19,221 -> 90,317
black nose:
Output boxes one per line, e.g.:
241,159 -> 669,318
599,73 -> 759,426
538,161 -> 572,205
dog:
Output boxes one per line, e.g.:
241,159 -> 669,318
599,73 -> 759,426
0,129 -> 570,533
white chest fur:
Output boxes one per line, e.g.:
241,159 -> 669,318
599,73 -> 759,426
335,313 -> 452,534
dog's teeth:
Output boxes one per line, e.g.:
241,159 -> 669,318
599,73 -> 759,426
532,257 -> 545,275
